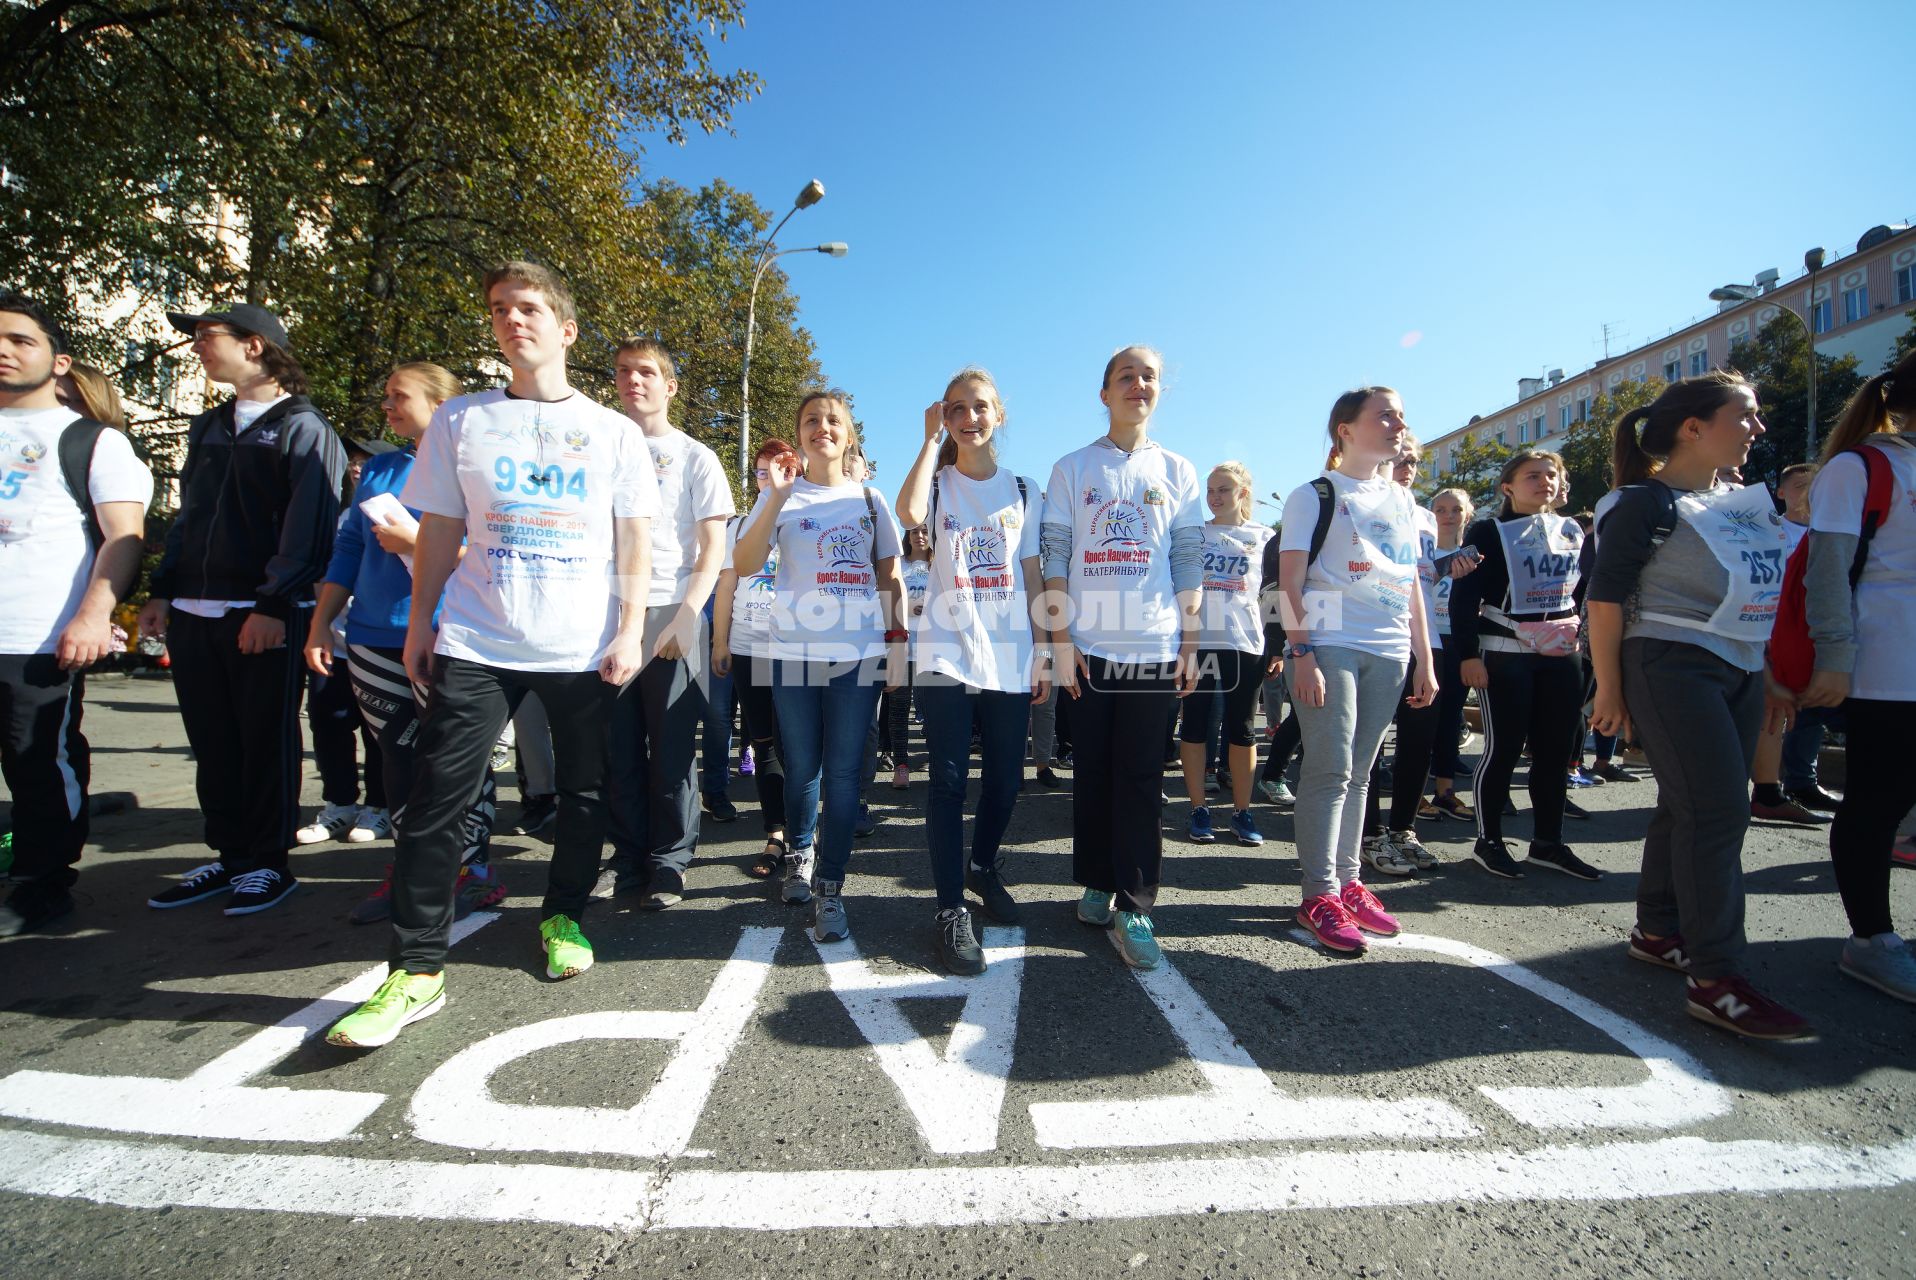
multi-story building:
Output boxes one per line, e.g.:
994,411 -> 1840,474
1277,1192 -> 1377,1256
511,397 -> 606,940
1426,221 -> 1916,478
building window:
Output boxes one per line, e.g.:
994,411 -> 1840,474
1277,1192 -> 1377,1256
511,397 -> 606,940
1495,431 -> 1506,448
1689,351 -> 1709,376
1811,298 -> 1833,334
1663,359 -> 1681,382
1559,405 -> 1573,432
1897,264 -> 1915,305
1577,397 -> 1591,422
1842,285 -> 1868,325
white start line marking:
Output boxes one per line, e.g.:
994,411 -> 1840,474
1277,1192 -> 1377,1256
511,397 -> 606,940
0,920 -> 1910,1230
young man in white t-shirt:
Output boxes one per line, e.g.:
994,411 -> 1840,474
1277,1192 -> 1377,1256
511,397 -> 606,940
602,338 -> 733,908
328,262 -> 659,1049
0,293 -> 152,936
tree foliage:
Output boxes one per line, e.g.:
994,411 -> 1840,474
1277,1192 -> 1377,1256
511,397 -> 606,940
0,1 -> 819,487
1727,315 -> 1863,484
1422,430 -> 1512,510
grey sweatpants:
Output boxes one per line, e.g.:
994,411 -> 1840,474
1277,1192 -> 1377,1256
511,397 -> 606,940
1293,644 -> 1407,900
1621,636 -> 1762,981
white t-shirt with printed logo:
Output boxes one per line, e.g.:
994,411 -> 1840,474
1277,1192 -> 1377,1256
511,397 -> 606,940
1414,507 -> 1448,645
916,465 -> 1043,692
639,425 -> 734,607
1043,439 -> 1206,664
401,388 -> 660,672
725,515 -> 779,659
1196,522 -> 1272,654
751,480 -> 903,664
0,407 -> 153,654
1809,434 -> 1916,700
1279,469 -> 1420,661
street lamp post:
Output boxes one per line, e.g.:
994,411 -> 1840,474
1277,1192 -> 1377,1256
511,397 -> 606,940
1711,245 -> 1827,462
740,178 -> 845,496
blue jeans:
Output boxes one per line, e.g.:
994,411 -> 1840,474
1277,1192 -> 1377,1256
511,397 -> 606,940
918,678 -> 1029,909
1781,703 -> 1840,792
774,658 -> 883,884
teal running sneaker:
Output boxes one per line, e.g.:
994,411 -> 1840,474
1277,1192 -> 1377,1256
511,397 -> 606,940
1076,887 -> 1114,927
539,914 -> 594,980
325,970 -> 445,1048
1111,911 -> 1162,970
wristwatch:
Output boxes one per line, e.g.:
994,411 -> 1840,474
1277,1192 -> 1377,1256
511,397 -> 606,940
1285,642 -> 1316,659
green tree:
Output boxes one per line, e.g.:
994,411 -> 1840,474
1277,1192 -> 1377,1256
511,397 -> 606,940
1887,315 -> 1916,371
1553,376 -> 1664,513
1423,429 -> 1512,511
1726,315 -> 1863,481
1,1 -> 807,484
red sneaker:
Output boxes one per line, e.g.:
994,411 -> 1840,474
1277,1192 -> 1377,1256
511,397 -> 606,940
1685,975 -> 1815,1041
1628,926 -> 1690,972
1297,893 -> 1366,953
1340,880 -> 1401,937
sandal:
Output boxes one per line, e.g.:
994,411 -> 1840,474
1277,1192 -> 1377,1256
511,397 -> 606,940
748,836 -> 788,879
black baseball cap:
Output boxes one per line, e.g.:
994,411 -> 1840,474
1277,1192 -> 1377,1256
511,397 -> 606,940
167,303 -> 291,350
348,437 -> 399,456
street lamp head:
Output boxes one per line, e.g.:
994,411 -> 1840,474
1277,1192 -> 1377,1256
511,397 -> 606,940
1804,247 -> 1826,272
818,242 -> 849,257
795,179 -> 825,210
1710,285 -> 1757,303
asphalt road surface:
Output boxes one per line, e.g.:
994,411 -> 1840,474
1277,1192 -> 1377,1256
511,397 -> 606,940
1,676 -> 1911,1279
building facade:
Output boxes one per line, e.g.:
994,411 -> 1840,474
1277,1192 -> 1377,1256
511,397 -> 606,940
1426,221 -> 1916,477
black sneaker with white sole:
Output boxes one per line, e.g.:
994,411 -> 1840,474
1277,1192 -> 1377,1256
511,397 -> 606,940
1470,838 -> 1525,879
965,863 -> 1021,924
0,882 -> 75,937
223,868 -> 299,915
1527,842 -> 1601,880
1563,797 -> 1591,821
643,865 -> 685,911
148,861 -> 235,908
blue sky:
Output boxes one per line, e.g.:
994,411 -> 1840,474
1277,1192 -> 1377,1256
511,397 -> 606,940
641,0 -> 1909,515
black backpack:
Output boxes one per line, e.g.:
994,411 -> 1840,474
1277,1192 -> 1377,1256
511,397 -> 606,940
1259,475 -> 1336,650
57,418 -> 112,551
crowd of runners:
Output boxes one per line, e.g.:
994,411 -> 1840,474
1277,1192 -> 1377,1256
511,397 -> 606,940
0,266 -> 1912,1053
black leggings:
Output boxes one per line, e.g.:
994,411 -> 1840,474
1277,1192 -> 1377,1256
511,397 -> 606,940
881,674 -> 913,767
1179,649 -> 1262,747
1364,653 -> 1441,835
1473,649 -> 1582,846
733,653 -> 787,836
1831,697 -> 1915,938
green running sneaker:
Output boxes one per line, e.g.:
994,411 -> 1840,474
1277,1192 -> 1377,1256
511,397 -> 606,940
1110,911 -> 1162,970
540,913 -> 594,980
1076,887 -> 1114,927
0,830 -> 12,878
325,970 -> 444,1048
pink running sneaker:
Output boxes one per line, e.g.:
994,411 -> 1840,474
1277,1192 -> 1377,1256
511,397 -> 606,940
1340,880 -> 1400,937
1297,893 -> 1366,953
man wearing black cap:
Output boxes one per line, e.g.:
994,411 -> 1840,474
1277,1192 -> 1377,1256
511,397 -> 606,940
138,304 -> 346,915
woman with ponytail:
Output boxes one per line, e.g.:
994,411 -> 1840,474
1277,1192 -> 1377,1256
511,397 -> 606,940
1278,388 -> 1436,954
1448,449 -> 1597,882
1797,351 -> 1916,1005
1588,371 -> 1809,1040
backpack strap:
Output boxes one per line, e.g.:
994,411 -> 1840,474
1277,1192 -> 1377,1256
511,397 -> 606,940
57,418 -> 110,551
1645,480 -> 1681,546
1848,443 -> 1898,587
928,472 -> 940,553
1306,475 -> 1335,565
863,485 -> 881,569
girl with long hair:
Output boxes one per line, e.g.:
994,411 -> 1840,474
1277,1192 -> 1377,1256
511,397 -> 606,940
1179,462 -> 1276,845
712,437 -> 799,881
1039,346 -> 1206,970
895,367 -> 1048,974
1798,350 -> 1916,1005
1450,449 -> 1597,881
733,391 -> 905,943
1279,387 -> 1436,954
1588,370 -> 1810,1038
